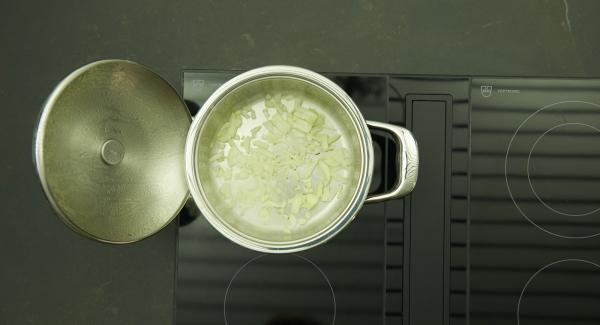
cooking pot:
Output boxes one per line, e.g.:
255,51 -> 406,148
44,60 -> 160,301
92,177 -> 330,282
34,60 -> 418,252
186,65 -> 418,252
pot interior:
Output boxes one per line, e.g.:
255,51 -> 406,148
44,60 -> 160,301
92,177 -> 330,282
192,76 -> 366,247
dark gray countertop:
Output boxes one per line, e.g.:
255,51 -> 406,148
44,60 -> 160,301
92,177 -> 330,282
1,1 -> 599,324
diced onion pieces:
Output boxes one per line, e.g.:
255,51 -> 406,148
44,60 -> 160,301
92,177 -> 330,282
209,93 -> 350,232
302,193 -> 319,210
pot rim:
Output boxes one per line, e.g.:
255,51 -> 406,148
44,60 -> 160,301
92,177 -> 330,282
185,65 -> 374,253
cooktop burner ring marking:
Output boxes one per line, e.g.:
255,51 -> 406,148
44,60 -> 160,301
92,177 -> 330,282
223,254 -> 337,325
505,100 -> 600,239
517,258 -> 600,325
526,122 -> 600,217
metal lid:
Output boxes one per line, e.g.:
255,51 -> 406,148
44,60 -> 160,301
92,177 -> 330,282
34,60 -> 191,243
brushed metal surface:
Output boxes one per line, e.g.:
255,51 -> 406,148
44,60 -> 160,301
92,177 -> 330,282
364,121 -> 419,204
34,60 -> 191,243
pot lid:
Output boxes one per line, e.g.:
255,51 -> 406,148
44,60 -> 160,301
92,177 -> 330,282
34,60 -> 191,243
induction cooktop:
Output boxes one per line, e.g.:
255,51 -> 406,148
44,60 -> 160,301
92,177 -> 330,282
177,72 -> 600,325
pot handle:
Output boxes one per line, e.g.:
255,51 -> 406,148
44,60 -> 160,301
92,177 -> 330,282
364,121 -> 419,204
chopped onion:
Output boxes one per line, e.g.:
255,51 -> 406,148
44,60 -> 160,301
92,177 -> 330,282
209,93 -> 351,232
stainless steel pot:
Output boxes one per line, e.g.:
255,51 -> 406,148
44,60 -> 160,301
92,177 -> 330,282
185,66 -> 418,253
35,61 -> 418,251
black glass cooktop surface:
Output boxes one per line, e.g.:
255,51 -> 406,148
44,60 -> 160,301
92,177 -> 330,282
178,72 -> 600,325
469,78 -> 600,325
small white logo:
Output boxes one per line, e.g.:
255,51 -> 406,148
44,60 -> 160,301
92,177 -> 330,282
481,85 -> 493,98
192,79 -> 205,89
